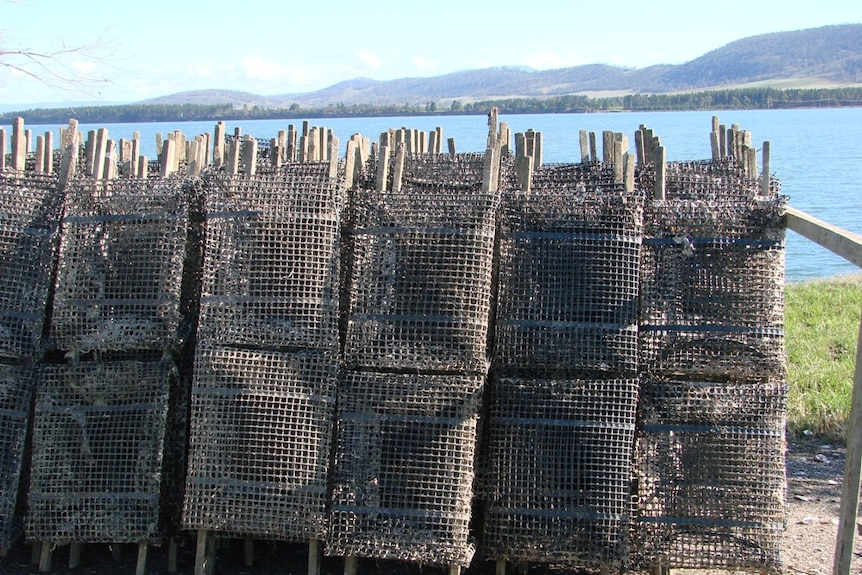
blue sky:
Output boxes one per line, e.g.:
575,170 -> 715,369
1,0 -> 861,106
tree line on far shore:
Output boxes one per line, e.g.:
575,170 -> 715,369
3,87 -> 862,125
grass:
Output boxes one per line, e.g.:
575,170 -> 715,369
785,274 -> 862,442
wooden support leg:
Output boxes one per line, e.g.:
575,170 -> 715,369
31,541 -> 41,565
69,542 -> 82,568
495,559 -> 506,575
344,554 -> 358,575
244,536 -> 254,567
136,543 -> 148,575
38,542 -> 52,573
449,564 -> 461,575
168,539 -> 178,573
112,543 -> 122,561
195,530 -> 216,575
516,561 -> 528,575
308,539 -> 320,575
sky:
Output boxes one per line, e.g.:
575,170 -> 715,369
1,0 -> 861,107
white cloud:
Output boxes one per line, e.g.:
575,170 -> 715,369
517,50 -> 588,70
240,56 -> 310,84
414,56 -> 436,71
356,51 -> 382,70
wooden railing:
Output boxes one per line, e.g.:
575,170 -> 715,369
784,207 -> 862,575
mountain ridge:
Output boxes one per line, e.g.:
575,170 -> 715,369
140,23 -> 862,109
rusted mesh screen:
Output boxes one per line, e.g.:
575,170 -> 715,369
328,371 -> 482,567
0,172 -> 62,360
493,182 -> 643,377
197,169 -> 343,351
342,184 -> 498,373
0,363 -> 35,549
50,176 -> 192,353
182,346 -> 336,540
481,376 -> 638,569
27,359 -> 174,544
634,378 -> 786,570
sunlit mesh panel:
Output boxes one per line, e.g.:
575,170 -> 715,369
27,359 -> 174,544
494,184 -> 643,376
50,175 -> 191,353
0,363 -> 35,549
328,371 -> 483,567
197,169 -> 343,351
182,346 -> 336,540
634,378 -> 786,570
0,172 -> 62,360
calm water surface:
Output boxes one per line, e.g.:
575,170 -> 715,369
17,108 -> 862,281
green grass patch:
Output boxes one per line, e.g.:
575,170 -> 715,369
786,274 -> 862,442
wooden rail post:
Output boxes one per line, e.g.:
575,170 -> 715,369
212,121 -> 225,168
11,117 -> 26,171
35,135 -> 45,174
391,143 -> 406,192
589,132 -> 597,163
578,130 -> 590,163
92,128 -> 109,181
376,145 -> 390,192
43,131 -> 53,173
654,146 -> 666,200
760,141 -> 771,196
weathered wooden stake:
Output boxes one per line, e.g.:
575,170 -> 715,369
35,135 -> 45,174
168,539 -> 178,573
578,130 -> 589,163
38,541 -> 51,572
496,559 -> 507,575
654,146 -> 666,200
212,121 -> 226,168
635,128 -> 645,166
487,106 -> 499,146
392,143 -> 406,191
624,152 -> 635,193
31,541 -> 41,565
428,129 -> 438,156
532,131 -> 543,170
92,128 -> 109,181
613,137 -> 624,183
0,127 -> 6,170
43,131 -> 53,173
137,156 -> 149,179
242,136 -> 257,175
344,555 -> 358,575
59,130 -> 79,191
112,543 -> 122,561
516,154 -> 533,193
447,137 -> 456,155
746,146 -> 757,182
435,127 -> 443,154
69,542 -> 82,568
760,141 -> 771,196
329,136 -> 339,179
602,130 -> 614,164
11,117 -> 26,171
244,536 -> 254,567
160,139 -> 177,178
589,132 -> 597,162
194,530 -> 216,575
482,145 -> 500,194
136,543 -> 148,575
308,539 -> 321,575
376,145 -> 390,192
105,139 -> 118,179
449,565 -> 461,575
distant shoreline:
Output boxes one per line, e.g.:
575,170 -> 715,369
3,87 -> 861,125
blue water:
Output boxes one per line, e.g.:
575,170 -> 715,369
13,108 -> 862,281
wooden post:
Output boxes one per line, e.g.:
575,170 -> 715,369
38,541 -> 52,572
496,559 -> 507,575
482,145 -> 499,194
449,565 -> 461,575
287,125 -> 297,161
533,131 -> 543,170
589,132 -> 597,163
137,156 -> 149,179
69,543 -> 82,568
329,136 -> 340,179
59,129 -> 79,191
710,131 -> 720,161
244,536 -> 254,567
487,106 -> 499,147
578,130 -> 590,163
602,130 -> 614,164
746,146 -> 757,182
11,117 -> 26,171
613,137 -> 624,183
43,131 -> 53,173
168,539 -> 179,573
344,555 -> 358,575
308,539 -> 321,575
187,139 -> 202,176
654,146 -> 666,200
391,143 -> 406,192
212,121 -> 225,168
31,542 -> 41,565
344,139 -> 357,189
195,530 -> 216,575
624,152 -> 635,193
833,306 -> 862,575
160,139 -> 177,177
136,543 -> 148,575
25,129 -> 32,153
92,128 -> 109,181
447,137 -> 456,155
516,154 -> 533,193
35,135 -> 45,173
105,139 -> 118,179
428,129 -> 438,156
634,128 -> 645,166
242,136 -> 257,175
760,141 -> 771,196
112,543 -> 122,560
376,145 -> 390,192
435,127 -> 443,154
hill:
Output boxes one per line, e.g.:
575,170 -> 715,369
139,24 -> 862,108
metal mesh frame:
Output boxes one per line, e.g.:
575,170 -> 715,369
27,359 -> 174,544
480,376 -> 638,569
328,371 -> 483,567
634,378 -> 787,570
0,172 -> 62,360
493,185 -> 643,376
183,345 -> 337,541
197,170 -> 343,351
343,185 -> 499,372
0,363 -> 35,549
640,198 -> 786,379
50,176 -> 191,353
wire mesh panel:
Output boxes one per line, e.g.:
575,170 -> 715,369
0,172 -> 63,360
27,359 -> 174,544
197,170 -> 343,351
494,185 -> 643,376
634,378 -> 787,570
343,185 -> 499,372
481,376 -> 638,569
640,197 -> 786,379
50,176 -> 191,353
183,345 -> 337,540
0,363 -> 35,549
328,371 -> 483,567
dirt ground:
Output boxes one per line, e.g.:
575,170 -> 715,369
1,436 -> 859,575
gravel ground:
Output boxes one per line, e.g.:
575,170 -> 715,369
1,437 -> 858,575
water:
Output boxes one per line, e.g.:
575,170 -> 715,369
14,108 -> 862,281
